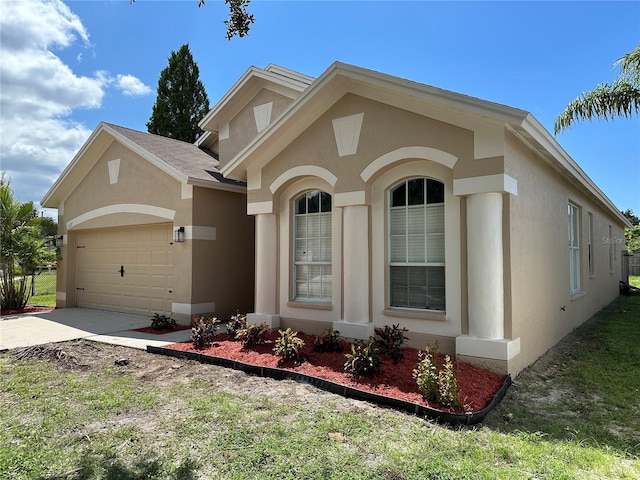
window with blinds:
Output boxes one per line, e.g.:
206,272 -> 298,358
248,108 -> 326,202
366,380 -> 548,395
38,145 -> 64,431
389,178 -> 445,310
294,191 -> 332,302
568,203 -> 580,293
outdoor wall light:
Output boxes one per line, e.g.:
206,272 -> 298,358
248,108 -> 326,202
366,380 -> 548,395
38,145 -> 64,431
174,226 -> 185,243
56,235 -> 64,248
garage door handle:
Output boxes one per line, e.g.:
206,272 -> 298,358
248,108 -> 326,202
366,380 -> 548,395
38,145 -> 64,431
76,287 -> 84,291
119,265 -> 125,277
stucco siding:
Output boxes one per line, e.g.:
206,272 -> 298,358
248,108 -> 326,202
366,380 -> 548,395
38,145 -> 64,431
249,94 -> 476,204
62,141 -> 190,231
505,131 -> 623,374
219,88 -> 294,166
192,187 -> 255,319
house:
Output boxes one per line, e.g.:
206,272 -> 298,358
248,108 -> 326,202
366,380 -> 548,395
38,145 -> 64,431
194,62 -> 629,375
43,62 -> 629,376
41,123 -> 254,322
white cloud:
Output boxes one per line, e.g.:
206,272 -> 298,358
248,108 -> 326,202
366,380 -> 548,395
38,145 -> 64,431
0,0 -> 151,213
116,74 -> 153,97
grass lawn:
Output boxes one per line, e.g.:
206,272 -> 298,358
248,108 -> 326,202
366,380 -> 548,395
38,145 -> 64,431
1,296 -> 639,479
630,275 -> 640,288
27,270 -> 56,307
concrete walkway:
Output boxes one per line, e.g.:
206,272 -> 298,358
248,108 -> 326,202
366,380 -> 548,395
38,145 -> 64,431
0,308 -> 191,351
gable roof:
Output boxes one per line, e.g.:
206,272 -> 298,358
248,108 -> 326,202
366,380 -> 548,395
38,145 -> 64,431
41,122 -> 245,208
217,61 -> 629,227
196,64 -> 314,149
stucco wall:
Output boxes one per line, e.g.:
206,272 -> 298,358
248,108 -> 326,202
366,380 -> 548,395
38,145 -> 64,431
504,130 -> 624,374
219,88 -> 294,166
191,187 -> 255,319
249,93 -> 476,204
57,140 -> 193,313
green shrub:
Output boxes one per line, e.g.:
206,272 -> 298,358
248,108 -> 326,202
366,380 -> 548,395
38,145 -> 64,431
273,328 -> 307,364
413,343 -> 460,408
374,323 -> 409,364
313,327 -> 344,353
236,321 -> 270,348
226,311 -> 248,339
344,336 -> 382,381
413,344 -> 439,402
191,316 -> 219,350
437,354 -> 460,408
150,313 -> 176,330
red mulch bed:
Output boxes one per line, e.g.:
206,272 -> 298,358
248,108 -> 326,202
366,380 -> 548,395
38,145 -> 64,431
167,331 -> 506,414
1,306 -> 55,316
132,324 -> 192,335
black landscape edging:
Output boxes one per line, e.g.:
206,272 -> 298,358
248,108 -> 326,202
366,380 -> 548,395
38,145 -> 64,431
147,345 -> 511,425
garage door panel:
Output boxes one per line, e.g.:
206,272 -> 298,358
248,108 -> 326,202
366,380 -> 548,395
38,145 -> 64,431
76,225 -> 173,316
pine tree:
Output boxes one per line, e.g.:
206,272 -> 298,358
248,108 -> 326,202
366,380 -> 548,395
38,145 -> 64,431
147,44 -> 210,143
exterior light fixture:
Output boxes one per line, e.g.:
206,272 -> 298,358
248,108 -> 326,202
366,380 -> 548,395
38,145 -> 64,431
56,235 -> 64,248
174,226 -> 185,243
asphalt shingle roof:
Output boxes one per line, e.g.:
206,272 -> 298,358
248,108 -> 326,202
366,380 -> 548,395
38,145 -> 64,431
104,123 -> 244,187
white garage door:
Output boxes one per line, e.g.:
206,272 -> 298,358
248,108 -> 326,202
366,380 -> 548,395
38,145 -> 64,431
75,224 -> 174,316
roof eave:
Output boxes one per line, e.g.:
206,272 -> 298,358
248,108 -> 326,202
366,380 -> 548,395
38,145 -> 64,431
513,115 -> 630,227
199,65 -> 312,132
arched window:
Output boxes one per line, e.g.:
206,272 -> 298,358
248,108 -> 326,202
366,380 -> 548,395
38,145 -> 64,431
294,190 -> 332,302
389,178 -> 445,310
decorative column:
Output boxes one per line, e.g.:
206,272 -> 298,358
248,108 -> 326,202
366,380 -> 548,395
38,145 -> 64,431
453,173 -> 521,363
248,212 -> 280,328
467,192 -> 504,339
333,201 -> 374,339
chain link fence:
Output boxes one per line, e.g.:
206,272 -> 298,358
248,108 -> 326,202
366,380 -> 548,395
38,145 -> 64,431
28,267 -> 57,298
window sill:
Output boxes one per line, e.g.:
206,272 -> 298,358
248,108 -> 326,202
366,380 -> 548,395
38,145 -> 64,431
383,308 -> 447,321
287,301 -> 333,311
570,291 -> 586,302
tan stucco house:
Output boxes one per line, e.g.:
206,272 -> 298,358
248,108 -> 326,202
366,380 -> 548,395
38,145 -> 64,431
41,123 -> 254,322
43,62 -> 629,376
194,62 -> 629,376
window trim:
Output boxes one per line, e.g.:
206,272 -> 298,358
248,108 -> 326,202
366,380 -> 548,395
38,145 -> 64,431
292,190 -> 332,303
568,202 -> 581,294
387,177 -> 446,312
587,212 -> 595,277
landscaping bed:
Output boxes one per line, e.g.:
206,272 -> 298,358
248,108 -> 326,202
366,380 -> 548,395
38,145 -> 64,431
1,306 -> 54,317
154,330 -> 510,424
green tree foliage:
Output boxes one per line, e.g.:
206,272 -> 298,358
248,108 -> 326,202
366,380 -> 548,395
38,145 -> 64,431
0,176 -> 50,310
622,208 -> 640,226
146,44 -> 210,143
626,226 -> 640,253
555,45 -> 640,134
622,209 -> 640,253
132,0 -> 253,40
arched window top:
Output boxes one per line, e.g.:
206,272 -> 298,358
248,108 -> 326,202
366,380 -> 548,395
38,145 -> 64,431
295,190 -> 332,215
390,178 -> 444,208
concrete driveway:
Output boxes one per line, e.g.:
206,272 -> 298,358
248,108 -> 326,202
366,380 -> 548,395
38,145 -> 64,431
0,308 -> 191,351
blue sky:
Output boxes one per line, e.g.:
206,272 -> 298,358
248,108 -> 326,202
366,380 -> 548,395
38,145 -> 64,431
1,0 -> 639,218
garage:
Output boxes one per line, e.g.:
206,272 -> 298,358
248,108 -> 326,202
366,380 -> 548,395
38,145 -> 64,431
75,224 -> 174,316
41,122 -> 255,322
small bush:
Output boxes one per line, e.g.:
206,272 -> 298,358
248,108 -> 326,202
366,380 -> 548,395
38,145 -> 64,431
236,321 -> 270,348
413,343 -> 460,408
313,327 -> 345,353
413,344 -> 439,402
226,311 -> 248,339
273,328 -> 307,364
344,336 -> 382,381
191,316 -> 219,350
437,354 -> 460,408
151,313 -> 176,330
374,323 -> 409,364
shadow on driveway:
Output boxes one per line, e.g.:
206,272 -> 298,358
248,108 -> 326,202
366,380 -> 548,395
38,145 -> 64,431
0,308 -> 190,351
